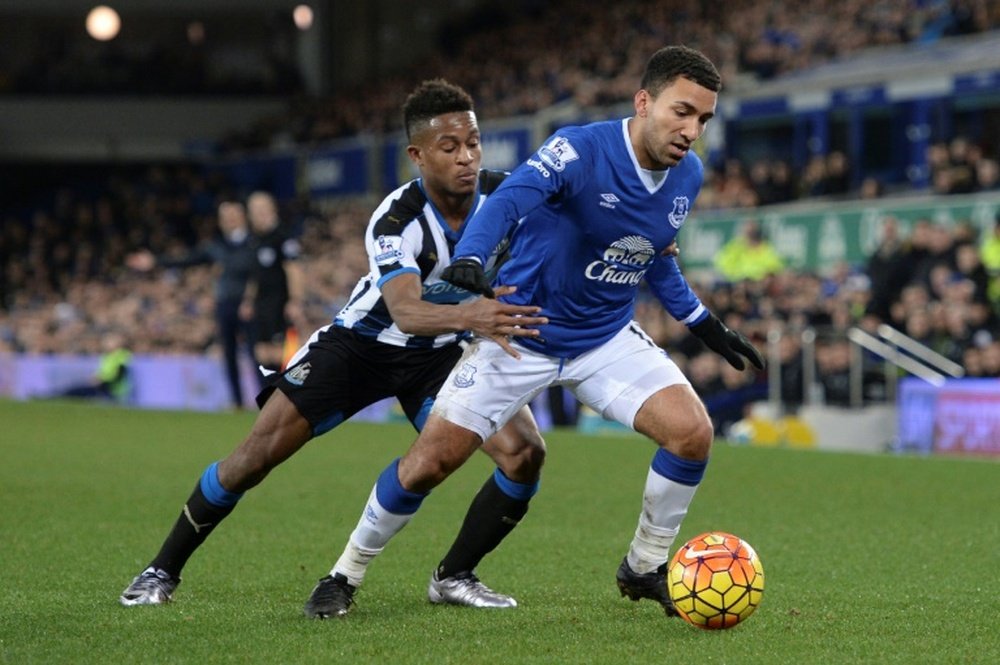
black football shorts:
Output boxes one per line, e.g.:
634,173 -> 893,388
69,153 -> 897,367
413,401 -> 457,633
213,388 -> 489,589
257,325 -> 463,436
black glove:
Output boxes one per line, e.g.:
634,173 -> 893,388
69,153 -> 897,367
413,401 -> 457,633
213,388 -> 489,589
690,314 -> 765,371
441,258 -> 495,298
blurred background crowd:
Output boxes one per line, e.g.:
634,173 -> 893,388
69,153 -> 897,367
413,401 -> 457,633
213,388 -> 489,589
1,0 -> 998,427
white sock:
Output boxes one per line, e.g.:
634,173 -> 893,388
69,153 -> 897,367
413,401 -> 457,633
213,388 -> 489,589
626,466 -> 699,574
331,485 -> 416,587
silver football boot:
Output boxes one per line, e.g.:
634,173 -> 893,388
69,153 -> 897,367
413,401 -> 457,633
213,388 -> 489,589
119,567 -> 180,606
428,570 -> 517,608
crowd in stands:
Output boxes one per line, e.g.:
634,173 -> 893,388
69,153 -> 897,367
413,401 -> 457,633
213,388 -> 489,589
645,212 -> 1000,434
698,139 -> 1000,210
0,165 -> 373,358
2,159 -> 998,436
218,0 -> 1000,149
4,1 -> 995,104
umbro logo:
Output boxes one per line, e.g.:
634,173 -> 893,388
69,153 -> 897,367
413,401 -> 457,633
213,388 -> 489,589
599,193 -> 620,209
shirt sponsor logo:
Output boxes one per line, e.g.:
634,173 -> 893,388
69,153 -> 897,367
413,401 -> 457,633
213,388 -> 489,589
667,196 -> 690,228
585,235 -> 655,286
374,234 -> 404,265
538,136 -> 579,172
453,362 -> 477,388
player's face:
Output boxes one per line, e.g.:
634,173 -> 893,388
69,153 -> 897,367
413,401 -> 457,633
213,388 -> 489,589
633,76 -> 717,170
408,111 -> 482,198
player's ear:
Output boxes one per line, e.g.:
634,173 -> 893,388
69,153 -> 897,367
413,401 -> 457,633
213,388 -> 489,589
634,89 -> 650,118
406,144 -> 423,166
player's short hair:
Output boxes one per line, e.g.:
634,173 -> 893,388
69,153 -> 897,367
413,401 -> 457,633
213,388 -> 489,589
641,46 -> 721,97
403,79 -> 475,141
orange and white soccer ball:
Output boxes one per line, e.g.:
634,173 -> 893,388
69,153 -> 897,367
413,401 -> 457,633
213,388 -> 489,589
667,531 -> 764,629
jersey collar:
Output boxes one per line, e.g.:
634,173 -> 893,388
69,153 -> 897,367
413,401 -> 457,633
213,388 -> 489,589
417,177 -> 483,243
621,118 -> 670,195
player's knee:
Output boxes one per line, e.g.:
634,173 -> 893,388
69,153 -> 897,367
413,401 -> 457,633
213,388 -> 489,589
499,434 -> 547,482
218,446 -> 272,492
518,434 -> 547,474
406,454 -> 460,489
672,415 -> 714,459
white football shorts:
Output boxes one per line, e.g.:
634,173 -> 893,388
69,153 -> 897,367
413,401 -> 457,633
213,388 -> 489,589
431,321 -> 690,441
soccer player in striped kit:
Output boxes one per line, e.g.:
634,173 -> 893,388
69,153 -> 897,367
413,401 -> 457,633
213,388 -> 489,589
120,80 -> 549,616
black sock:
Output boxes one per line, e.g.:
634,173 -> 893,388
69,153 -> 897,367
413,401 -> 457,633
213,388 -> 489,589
436,474 -> 531,579
149,481 -> 237,578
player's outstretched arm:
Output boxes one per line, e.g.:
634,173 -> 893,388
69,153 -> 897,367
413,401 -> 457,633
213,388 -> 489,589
382,275 -> 547,358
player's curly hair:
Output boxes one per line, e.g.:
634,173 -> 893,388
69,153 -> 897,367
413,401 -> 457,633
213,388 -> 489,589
641,45 -> 721,96
403,79 -> 475,141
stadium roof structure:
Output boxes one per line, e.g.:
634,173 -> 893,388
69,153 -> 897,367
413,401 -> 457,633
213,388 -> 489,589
725,31 -> 1000,118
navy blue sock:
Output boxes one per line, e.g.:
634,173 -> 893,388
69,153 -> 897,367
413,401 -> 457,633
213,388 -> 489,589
149,463 -> 243,578
436,469 -> 538,579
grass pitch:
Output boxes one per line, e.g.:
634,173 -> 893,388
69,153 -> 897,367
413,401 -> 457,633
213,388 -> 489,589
1,399 -> 998,664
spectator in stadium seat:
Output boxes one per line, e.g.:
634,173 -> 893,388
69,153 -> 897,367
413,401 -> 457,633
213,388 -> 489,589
981,213 -> 1000,303
865,216 -> 909,321
974,158 -> 999,192
118,80 -> 549,618
815,338 -> 852,406
824,151 -> 852,195
714,219 -> 786,281
768,159 -> 797,204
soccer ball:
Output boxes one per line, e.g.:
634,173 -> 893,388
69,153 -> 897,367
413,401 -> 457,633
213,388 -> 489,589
667,531 -> 764,629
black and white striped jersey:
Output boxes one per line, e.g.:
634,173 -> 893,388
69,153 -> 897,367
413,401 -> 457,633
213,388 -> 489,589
334,170 -> 511,348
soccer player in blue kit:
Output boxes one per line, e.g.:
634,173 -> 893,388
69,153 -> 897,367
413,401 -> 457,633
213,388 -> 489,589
317,46 -> 764,616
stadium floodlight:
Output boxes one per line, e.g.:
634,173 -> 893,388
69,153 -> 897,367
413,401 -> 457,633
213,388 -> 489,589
86,6 -> 121,42
293,5 -> 314,31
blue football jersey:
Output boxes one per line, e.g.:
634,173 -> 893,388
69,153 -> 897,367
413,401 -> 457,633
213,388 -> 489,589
454,118 -> 708,357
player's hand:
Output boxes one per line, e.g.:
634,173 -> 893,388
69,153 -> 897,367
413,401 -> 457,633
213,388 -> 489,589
689,314 -> 764,371
464,285 -> 547,359
661,242 -> 680,257
442,258 -> 495,298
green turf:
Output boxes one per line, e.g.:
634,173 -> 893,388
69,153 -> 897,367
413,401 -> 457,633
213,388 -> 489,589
1,399 -> 998,664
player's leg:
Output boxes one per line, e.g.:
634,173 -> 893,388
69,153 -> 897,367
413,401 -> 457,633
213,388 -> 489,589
430,406 -> 546,607
615,383 -> 712,615
312,340 -> 552,617
570,323 -> 713,615
308,415 -> 483,618
326,418 -> 482,589
121,326 -> 362,607
120,389 -> 312,606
